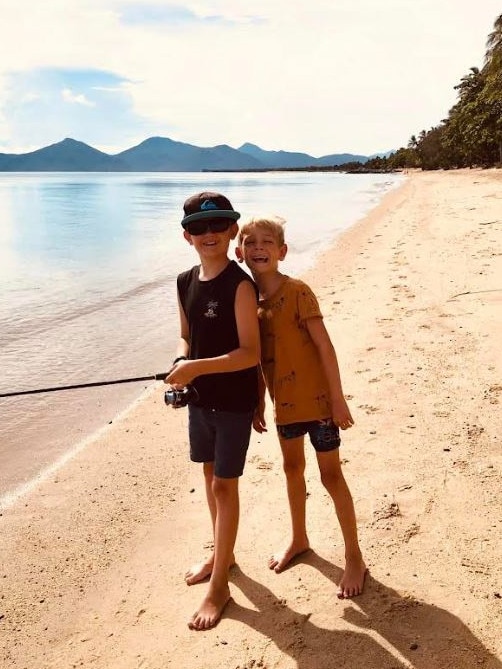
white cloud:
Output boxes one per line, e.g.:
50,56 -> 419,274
91,86 -> 125,93
61,88 -> 96,107
0,0 -> 501,155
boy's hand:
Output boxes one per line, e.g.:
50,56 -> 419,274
331,397 -> 354,431
164,360 -> 195,387
253,406 -> 267,433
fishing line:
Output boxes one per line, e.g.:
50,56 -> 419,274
0,372 -> 168,398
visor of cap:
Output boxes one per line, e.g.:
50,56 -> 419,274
181,209 -> 241,227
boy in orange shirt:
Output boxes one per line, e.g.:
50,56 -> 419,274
236,216 -> 366,598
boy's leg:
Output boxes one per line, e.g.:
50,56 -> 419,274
185,407 -> 236,585
188,475 -> 239,630
185,461 -> 217,585
269,435 -> 310,573
188,409 -> 251,630
316,449 -> 367,598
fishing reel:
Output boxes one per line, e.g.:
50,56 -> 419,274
164,384 -> 198,408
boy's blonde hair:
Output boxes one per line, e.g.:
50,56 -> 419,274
238,215 -> 286,246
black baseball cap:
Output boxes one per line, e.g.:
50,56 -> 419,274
181,191 -> 241,228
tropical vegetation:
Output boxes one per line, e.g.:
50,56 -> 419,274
364,13 -> 502,171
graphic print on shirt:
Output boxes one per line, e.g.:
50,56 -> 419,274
204,300 -> 218,318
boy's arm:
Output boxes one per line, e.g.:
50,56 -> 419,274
166,280 -> 260,387
253,365 -> 268,433
305,317 -> 354,430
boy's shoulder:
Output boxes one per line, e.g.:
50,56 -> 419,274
177,264 -> 199,283
178,260 -> 250,279
281,276 -> 316,297
178,264 -> 199,276
285,276 -> 312,289
177,261 -> 256,296
229,259 -> 254,280
274,277 -> 321,317
231,261 -> 259,299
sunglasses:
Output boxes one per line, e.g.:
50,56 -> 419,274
184,218 -> 234,236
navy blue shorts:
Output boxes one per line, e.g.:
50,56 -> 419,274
277,418 -> 341,452
188,405 -> 254,478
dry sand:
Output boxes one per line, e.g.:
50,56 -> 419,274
1,169 -> 501,669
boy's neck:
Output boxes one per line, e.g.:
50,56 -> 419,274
253,269 -> 286,299
198,255 -> 231,281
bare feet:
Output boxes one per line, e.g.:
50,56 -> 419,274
185,554 -> 236,585
188,587 -> 231,631
185,559 -> 214,585
268,541 -> 311,573
337,558 -> 367,598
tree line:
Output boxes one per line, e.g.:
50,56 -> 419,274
360,13 -> 502,172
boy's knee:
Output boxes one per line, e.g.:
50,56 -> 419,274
211,476 -> 238,497
283,460 -> 306,478
320,467 -> 343,489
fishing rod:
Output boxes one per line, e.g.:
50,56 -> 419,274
0,372 -> 169,398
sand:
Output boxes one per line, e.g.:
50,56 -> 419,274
1,169 -> 501,669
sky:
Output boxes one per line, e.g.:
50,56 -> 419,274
0,0 -> 500,157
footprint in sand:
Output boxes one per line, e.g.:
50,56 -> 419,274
372,501 -> 401,526
483,384 -> 502,404
460,558 -> 491,576
466,424 -> 485,439
358,404 -> 380,414
402,523 -> 420,543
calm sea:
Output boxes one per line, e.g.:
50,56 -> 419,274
0,171 -> 405,506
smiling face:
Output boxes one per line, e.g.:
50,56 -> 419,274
237,224 -> 287,276
184,221 -> 238,259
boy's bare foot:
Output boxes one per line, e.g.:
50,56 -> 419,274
337,558 -> 367,598
188,587 -> 232,631
185,554 -> 236,585
268,541 -> 311,573
185,559 -> 214,585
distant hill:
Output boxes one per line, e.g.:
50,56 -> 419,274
0,138 -> 127,171
239,142 -> 369,168
116,137 -> 263,171
0,137 -> 378,172
238,142 -> 320,168
315,152 -> 370,166
368,150 -> 394,160
0,152 -> 12,169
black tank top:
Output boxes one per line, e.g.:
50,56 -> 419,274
177,260 -> 259,412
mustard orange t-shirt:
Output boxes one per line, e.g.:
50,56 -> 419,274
259,277 -> 332,425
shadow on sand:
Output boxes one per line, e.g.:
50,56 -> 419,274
227,552 -> 501,669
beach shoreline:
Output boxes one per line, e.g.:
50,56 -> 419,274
0,171 -> 404,501
1,169 -> 501,669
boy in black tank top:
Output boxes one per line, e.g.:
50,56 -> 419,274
165,192 -> 260,631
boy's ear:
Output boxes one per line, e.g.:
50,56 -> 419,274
183,230 -> 193,245
279,243 -> 288,261
235,246 -> 244,263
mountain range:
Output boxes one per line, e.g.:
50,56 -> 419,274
0,137 -> 376,172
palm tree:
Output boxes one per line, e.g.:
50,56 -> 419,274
484,15 -> 502,162
485,13 -> 502,70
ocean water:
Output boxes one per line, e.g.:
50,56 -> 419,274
0,171 -> 405,505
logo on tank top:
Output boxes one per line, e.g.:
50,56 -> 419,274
204,300 -> 218,318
